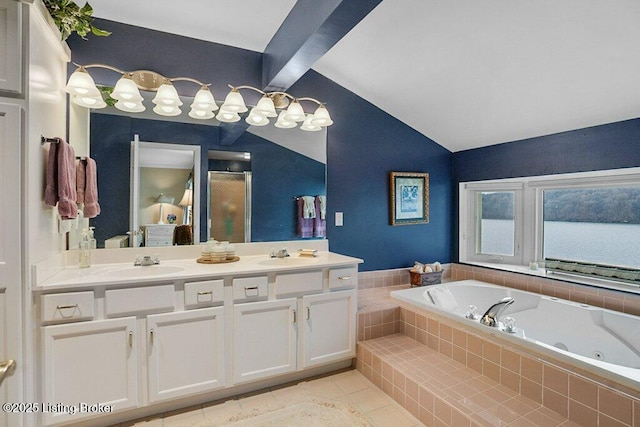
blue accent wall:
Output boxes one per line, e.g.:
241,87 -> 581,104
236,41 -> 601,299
68,19 -> 454,271
451,118 -> 640,261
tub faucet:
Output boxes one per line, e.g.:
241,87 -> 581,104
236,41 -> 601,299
480,297 -> 514,327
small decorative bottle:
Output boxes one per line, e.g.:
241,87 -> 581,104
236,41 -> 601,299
88,226 -> 97,250
78,229 -> 92,268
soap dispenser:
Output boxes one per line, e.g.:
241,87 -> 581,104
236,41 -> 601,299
78,228 -> 92,268
88,227 -> 97,250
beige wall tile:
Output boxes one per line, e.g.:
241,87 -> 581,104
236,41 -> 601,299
599,387 -> 633,425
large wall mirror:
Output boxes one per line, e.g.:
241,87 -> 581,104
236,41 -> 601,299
85,102 -> 327,249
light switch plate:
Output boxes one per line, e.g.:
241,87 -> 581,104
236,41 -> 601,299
335,212 -> 343,227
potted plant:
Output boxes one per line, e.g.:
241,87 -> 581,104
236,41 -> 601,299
43,0 -> 110,40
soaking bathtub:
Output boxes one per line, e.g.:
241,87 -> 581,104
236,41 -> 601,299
391,279 -> 640,389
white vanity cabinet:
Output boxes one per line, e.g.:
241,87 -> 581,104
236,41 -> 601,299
233,268 -> 357,384
300,289 -> 356,368
35,253 -> 361,426
41,317 -> 139,426
147,306 -> 225,403
233,298 -> 297,384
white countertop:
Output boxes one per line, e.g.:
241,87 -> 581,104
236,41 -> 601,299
34,252 -> 363,292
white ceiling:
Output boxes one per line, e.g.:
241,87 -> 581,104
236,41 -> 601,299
88,0 -> 640,152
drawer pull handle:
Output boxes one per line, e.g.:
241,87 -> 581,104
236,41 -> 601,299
197,291 -> 213,296
150,329 -> 154,344
56,304 -> 79,310
128,332 -> 133,348
292,310 -> 297,324
338,276 -> 351,280
306,307 -> 311,320
245,286 -> 258,291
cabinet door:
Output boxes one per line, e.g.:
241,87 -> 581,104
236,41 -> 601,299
0,0 -> 22,94
42,317 -> 138,426
147,307 -> 225,403
301,290 -> 357,368
233,298 -> 297,384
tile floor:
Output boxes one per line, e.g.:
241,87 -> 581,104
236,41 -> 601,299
119,369 -> 422,427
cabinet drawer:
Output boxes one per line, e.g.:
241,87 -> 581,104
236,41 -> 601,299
41,292 -> 94,324
105,285 -> 174,317
275,270 -> 323,297
184,279 -> 224,307
329,267 -> 357,289
233,276 -> 268,302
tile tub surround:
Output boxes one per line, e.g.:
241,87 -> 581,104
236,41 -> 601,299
451,263 -> 640,317
354,268 -> 640,426
357,335 -> 573,426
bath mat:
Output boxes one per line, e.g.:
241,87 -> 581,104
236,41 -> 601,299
193,396 -> 371,426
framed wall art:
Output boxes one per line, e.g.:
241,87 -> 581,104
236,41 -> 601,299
390,172 -> 429,225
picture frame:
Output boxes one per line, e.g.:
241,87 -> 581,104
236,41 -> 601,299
390,172 -> 429,225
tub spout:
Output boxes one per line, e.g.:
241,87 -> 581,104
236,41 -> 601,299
480,297 -> 514,327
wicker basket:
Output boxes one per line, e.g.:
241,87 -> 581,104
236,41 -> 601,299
409,270 -> 442,287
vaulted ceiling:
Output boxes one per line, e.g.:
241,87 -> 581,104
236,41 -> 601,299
87,0 -> 640,152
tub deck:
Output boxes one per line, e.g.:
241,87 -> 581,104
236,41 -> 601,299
357,281 -> 639,426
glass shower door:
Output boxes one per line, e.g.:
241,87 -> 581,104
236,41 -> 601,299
208,171 -> 251,243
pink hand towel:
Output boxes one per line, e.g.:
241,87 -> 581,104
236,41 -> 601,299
76,159 -> 86,204
83,157 -> 100,218
44,138 -> 60,206
56,139 -> 78,219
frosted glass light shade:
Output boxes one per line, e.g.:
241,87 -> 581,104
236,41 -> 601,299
220,89 -> 248,113
152,83 -> 183,107
254,95 -> 277,117
153,104 -> 182,116
188,109 -> 215,120
65,67 -> 100,97
72,95 -> 107,109
111,76 -> 143,102
274,111 -> 297,129
310,104 -> 333,126
216,110 -> 241,123
245,108 -> 269,126
115,100 -> 145,113
191,86 -> 218,111
300,114 -> 321,132
284,100 -> 306,122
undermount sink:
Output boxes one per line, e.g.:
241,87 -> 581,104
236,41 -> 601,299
257,257 -> 319,266
103,265 -> 185,278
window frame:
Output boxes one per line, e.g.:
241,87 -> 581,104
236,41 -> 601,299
460,167 -> 640,271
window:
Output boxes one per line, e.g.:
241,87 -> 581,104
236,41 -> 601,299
542,187 -> 640,268
460,168 -> 640,276
477,191 -> 515,256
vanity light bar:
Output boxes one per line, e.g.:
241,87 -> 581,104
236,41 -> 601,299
65,64 -> 332,131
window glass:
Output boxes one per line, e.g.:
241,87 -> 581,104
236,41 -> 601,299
543,187 -> 640,268
477,191 -> 515,256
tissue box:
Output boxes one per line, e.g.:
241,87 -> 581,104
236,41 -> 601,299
409,271 -> 442,287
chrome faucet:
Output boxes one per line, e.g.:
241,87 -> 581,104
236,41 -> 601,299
270,248 -> 290,258
480,297 -> 514,327
134,255 -> 160,266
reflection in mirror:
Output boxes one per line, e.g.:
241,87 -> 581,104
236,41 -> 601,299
207,150 -> 252,243
87,100 -> 326,249
130,138 -> 200,247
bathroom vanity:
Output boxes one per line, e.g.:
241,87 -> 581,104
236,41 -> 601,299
33,246 -> 361,426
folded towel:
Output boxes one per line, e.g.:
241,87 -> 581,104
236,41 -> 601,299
302,196 -> 316,219
83,157 -> 100,218
297,198 -> 314,238
428,287 -> 458,312
313,196 -> 326,238
173,224 -> 192,245
76,159 -> 86,204
44,139 -> 59,206
56,139 -> 78,219
317,195 -> 326,220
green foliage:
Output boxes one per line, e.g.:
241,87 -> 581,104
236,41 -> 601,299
43,0 -> 111,41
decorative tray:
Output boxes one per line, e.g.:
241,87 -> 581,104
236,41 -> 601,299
197,256 -> 240,264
